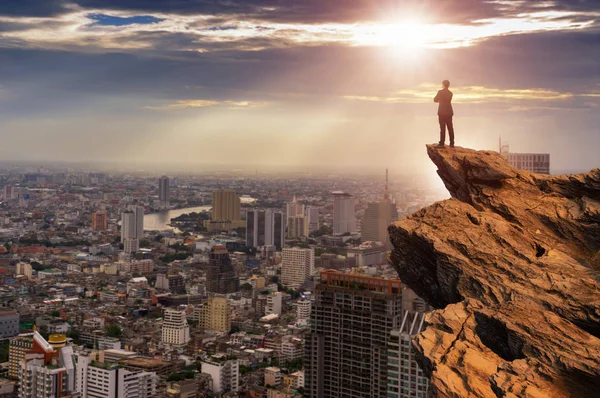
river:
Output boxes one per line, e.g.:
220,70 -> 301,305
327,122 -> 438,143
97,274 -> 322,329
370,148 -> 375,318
144,206 -> 212,231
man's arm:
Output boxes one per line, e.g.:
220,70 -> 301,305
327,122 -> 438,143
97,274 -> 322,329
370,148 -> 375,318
434,90 -> 440,103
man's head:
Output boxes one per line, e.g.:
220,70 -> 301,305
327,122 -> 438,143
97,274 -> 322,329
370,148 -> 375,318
442,80 -> 450,88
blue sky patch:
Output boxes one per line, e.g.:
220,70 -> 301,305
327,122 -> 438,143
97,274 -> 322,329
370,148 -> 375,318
88,13 -> 163,26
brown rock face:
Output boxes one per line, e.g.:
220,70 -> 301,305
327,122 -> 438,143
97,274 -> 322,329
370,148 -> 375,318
389,145 -> 600,398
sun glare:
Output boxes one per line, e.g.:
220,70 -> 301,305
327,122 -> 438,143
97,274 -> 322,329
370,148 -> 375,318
353,21 -> 431,57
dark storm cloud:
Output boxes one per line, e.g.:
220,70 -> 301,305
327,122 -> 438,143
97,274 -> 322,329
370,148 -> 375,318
0,0 -> 68,17
0,19 -> 71,32
0,0 -> 508,24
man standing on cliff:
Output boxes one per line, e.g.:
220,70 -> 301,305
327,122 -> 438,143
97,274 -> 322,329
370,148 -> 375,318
434,80 -> 454,147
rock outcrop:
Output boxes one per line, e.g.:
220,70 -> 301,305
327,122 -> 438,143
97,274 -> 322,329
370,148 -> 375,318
389,145 -> 600,398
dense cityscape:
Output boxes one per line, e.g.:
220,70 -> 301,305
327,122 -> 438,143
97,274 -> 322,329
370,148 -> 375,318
0,147 -> 551,398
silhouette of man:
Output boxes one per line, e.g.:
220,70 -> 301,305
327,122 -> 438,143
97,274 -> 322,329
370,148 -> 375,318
434,80 -> 454,147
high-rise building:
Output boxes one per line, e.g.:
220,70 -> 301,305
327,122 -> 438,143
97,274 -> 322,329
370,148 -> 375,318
92,211 -> 108,230
123,238 -> 140,254
246,209 -> 286,250
161,309 -> 190,346
155,274 -> 186,294
15,263 -> 33,279
159,175 -> 170,208
9,334 -> 33,380
121,205 -> 144,243
332,192 -> 357,235
75,351 -> 157,398
286,195 -> 305,218
265,292 -> 283,316
500,140 -> 550,174
287,215 -> 306,239
206,245 -> 239,294
0,309 -> 19,338
346,241 -> 388,267
305,206 -> 319,234
201,356 -> 239,394
305,271 -> 403,398
387,312 -> 429,398
17,331 -> 77,398
506,152 -> 551,174
197,296 -> 231,332
281,248 -> 314,289
361,169 -> 399,250
212,189 -> 241,222
296,299 -> 311,322
3,185 -> 13,201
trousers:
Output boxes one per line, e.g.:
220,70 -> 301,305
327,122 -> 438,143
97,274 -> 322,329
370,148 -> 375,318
439,115 -> 454,145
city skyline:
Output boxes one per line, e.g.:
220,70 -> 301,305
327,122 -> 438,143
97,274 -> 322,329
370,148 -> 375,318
0,1 -> 598,174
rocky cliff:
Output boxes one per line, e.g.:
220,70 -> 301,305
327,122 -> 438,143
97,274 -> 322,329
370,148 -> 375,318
389,145 -> 600,398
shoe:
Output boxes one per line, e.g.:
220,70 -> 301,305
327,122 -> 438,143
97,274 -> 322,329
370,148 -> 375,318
436,143 -> 445,148
450,143 -> 455,148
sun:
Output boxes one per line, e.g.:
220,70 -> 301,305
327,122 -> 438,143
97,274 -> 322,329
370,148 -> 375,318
353,20 -> 431,54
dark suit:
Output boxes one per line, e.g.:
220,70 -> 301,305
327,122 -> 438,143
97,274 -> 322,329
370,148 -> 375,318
434,88 -> 454,145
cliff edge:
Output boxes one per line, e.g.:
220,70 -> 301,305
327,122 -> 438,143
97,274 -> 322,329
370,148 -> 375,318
389,145 -> 600,397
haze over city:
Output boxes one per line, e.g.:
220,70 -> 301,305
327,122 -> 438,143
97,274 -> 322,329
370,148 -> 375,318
0,0 -> 598,174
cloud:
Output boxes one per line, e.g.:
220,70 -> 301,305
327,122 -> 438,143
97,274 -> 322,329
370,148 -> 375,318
343,84 -> 599,105
0,1 -> 596,54
145,99 -> 268,110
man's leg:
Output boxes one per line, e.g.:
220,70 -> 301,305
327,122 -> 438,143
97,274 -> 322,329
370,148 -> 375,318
447,116 -> 455,146
439,116 -> 446,145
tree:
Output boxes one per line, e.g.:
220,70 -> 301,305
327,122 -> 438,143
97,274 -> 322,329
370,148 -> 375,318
240,283 -> 253,291
106,323 -> 122,337
270,276 -> 279,284
51,310 -> 60,318
167,373 -> 185,382
310,225 -> 332,237
139,239 -> 151,248
31,261 -> 46,271
0,341 -> 9,363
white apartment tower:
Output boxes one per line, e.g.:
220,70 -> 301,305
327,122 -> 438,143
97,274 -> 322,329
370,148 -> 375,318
287,215 -> 307,239
124,237 -> 140,254
281,248 -> 315,289
265,292 -> 283,316
75,353 -> 157,398
201,357 -> 239,394
159,175 -> 170,208
305,206 -> 319,234
387,312 -> 430,398
161,308 -> 190,346
332,192 -> 357,235
17,332 -> 76,398
296,299 -> 312,321
499,139 -> 550,174
121,205 -> 144,243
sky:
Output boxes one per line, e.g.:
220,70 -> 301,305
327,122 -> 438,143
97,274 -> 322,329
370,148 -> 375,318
0,0 -> 598,174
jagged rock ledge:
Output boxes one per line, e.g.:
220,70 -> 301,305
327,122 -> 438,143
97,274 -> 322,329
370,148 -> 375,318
389,145 -> 600,397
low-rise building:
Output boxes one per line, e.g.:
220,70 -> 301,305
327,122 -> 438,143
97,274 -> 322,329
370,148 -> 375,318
201,356 -> 239,394
0,309 -> 19,338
